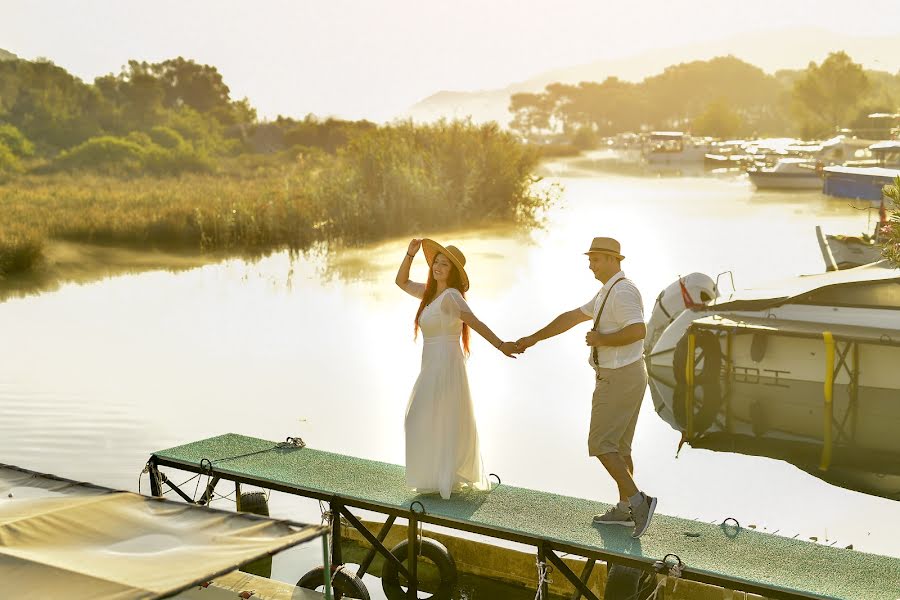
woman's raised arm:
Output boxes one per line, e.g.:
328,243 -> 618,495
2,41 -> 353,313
395,238 -> 425,299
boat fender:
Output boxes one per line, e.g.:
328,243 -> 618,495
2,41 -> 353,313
750,333 -> 768,363
298,565 -> 370,599
238,492 -> 272,578
382,537 -> 457,600
673,329 -> 722,385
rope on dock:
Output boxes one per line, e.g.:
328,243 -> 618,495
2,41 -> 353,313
533,558 -> 553,600
649,554 -> 684,598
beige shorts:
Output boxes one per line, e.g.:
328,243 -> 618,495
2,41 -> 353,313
588,358 -> 649,457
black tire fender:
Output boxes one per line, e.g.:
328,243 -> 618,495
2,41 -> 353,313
297,566 -> 370,600
381,537 -> 457,599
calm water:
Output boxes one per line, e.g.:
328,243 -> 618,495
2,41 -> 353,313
2,155 -> 898,596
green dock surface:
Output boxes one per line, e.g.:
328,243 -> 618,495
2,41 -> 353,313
153,434 -> 900,600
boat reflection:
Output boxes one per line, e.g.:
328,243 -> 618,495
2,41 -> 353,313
648,362 -> 900,500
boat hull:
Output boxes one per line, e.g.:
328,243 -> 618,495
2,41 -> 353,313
749,172 -> 822,190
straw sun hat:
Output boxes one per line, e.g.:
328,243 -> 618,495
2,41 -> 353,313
421,238 -> 469,292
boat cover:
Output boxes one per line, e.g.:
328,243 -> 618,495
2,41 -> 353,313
0,464 -> 326,599
710,260 -> 900,310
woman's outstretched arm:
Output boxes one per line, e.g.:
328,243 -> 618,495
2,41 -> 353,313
460,311 -> 518,358
395,238 -> 425,299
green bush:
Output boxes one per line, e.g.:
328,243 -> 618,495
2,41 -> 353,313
0,143 -> 24,175
880,177 -> 900,266
148,126 -> 186,149
311,120 -> 548,243
54,136 -> 146,174
0,124 -> 35,158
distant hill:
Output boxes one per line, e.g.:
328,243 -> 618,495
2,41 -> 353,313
0,48 -> 20,61
403,28 -> 900,126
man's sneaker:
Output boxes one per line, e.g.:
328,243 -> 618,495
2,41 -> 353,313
592,503 -> 634,526
630,492 -> 657,538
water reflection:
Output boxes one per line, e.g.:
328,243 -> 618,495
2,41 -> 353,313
648,364 -> 900,500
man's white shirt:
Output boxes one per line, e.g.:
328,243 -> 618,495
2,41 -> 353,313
579,271 -> 645,369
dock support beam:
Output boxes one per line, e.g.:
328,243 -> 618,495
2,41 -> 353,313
407,513 -> 418,599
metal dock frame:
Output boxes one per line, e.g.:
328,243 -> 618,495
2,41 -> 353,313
146,449 -> 839,600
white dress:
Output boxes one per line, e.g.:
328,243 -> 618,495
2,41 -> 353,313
405,287 -> 490,499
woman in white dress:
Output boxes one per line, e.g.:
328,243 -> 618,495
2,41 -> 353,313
395,238 -> 518,499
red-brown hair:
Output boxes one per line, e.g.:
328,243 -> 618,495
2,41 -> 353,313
414,258 -> 470,355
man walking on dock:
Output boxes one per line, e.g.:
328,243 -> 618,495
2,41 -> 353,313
515,237 -> 655,538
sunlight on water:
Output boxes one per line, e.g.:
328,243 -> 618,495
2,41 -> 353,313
1,159 -> 896,594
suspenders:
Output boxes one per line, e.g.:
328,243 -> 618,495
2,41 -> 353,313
591,277 -> 625,366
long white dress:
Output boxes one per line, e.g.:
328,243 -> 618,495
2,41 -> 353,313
405,287 -> 490,499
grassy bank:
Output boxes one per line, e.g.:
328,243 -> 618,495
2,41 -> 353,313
0,121 -> 553,278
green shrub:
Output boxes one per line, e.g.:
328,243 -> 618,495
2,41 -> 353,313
148,126 -> 186,149
0,124 -> 35,158
881,177 -> 900,266
54,136 -> 146,174
0,143 -> 23,175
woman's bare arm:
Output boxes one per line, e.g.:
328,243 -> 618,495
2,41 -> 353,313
395,238 -> 425,299
459,311 -> 517,357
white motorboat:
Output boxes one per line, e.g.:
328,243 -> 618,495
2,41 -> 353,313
645,262 -> 900,476
816,225 -> 885,271
747,157 -> 822,190
643,131 -> 710,164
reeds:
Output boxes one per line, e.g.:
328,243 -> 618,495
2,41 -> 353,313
0,121 -> 552,277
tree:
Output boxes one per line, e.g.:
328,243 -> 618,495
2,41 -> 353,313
508,92 -> 553,140
792,51 -> 870,136
692,100 -> 743,138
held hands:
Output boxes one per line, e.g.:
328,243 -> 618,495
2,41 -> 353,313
497,341 -> 519,358
515,336 -> 537,353
407,238 -> 422,256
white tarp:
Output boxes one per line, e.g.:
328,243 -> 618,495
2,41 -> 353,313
0,464 -> 327,599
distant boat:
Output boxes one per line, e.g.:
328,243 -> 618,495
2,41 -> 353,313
748,157 -> 822,190
816,225 -> 884,271
643,131 -> 710,164
822,141 -> 900,201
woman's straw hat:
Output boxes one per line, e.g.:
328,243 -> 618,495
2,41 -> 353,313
584,236 -> 625,260
421,239 -> 469,291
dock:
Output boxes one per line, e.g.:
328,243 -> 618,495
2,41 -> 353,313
148,433 -> 900,600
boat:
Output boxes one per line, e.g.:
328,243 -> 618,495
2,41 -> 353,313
822,165 -> 900,201
643,131 -> 710,164
822,141 -> 900,202
747,157 -> 822,190
644,262 -> 900,487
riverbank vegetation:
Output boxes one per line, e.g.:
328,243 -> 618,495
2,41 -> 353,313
0,55 -> 551,279
0,121 -> 549,278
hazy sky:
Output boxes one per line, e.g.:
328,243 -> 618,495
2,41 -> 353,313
3,0 -> 899,121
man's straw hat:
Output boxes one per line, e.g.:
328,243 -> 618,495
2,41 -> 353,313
584,237 -> 625,260
422,239 -> 469,291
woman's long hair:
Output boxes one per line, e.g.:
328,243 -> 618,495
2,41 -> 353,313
414,259 -> 470,355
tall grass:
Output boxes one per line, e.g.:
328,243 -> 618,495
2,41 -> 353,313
0,121 -> 552,278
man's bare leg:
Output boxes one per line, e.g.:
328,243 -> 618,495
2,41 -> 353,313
598,452 -> 638,502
